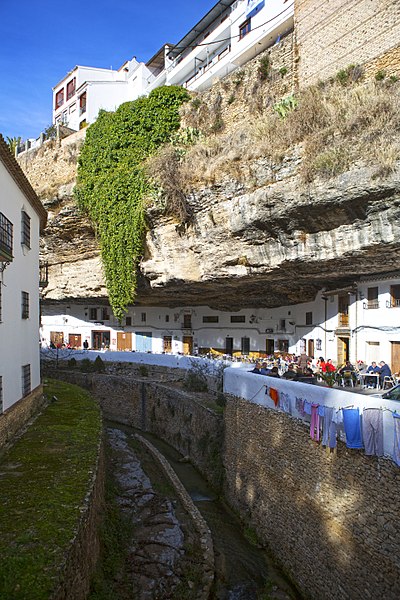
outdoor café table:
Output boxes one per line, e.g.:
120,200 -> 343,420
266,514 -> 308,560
359,372 -> 380,389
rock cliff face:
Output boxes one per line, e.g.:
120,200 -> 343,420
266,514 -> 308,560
19,134 -> 400,310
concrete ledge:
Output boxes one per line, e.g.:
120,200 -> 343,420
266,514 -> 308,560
136,434 -> 215,599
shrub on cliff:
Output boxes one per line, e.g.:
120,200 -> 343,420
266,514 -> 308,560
74,86 -> 190,321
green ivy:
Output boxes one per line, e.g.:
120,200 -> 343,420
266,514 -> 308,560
75,86 -> 190,321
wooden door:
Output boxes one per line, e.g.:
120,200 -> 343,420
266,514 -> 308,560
266,339 -> 274,355
225,337 -> 233,355
337,337 -> 349,365
308,339 -> 314,358
117,332 -> 132,351
68,334 -> 81,349
338,294 -> 349,326
183,336 -> 193,355
163,336 -> 172,353
391,342 -> 400,374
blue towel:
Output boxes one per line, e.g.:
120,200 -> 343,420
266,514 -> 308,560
342,408 -> 363,449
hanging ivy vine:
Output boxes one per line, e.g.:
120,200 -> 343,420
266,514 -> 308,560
74,86 -> 190,321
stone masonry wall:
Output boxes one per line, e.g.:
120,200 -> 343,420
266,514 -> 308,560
44,369 -> 223,490
0,385 -> 45,454
295,0 -> 400,87
223,396 -> 400,600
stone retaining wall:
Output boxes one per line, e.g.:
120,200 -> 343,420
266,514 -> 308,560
136,434 -> 214,599
51,438 -> 105,600
223,395 -> 400,600
0,385 -> 45,454
44,369 -> 223,490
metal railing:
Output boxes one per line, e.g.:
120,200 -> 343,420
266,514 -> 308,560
386,299 -> 400,308
0,212 -> 13,261
363,300 -> 379,310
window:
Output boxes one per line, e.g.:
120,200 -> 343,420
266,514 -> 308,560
21,291 -> 29,319
165,314 -> 170,323
239,18 -> 251,39
306,311 -> 313,325
21,210 -> 31,248
102,307 -> 110,320
79,92 -> 87,115
89,308 -> 98,320
0,375 -> 2,414
241,336 -> 250,355
126,316 -> 132,326
69,103 -> 76,114
203,316 -> 219,323
183,314 -> 192,328
279,319 -> 286,331
367,287 -> 379,309
0,211 -> 13,261
277,339 -> 289,352
22,364 -> 31,397
390,285 -> 400,308
231,315 -> 245,323
66,77 -> 76,100
55,88 -> 64,109
141,312 -> 146,322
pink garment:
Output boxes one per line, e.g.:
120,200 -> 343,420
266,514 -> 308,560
310,403 -> 320,441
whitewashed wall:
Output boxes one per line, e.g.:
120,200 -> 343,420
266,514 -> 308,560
0,162 -> 41,410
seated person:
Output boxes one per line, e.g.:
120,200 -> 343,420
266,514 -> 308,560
365,361 -> 379,388
338,360 -> 357,385
377,361 -> 392,387
268,366 -> 280,378
325,359 -> 336,373
260,362 -> 271,375
282,364 -> 297,380
249,362 -> 262,374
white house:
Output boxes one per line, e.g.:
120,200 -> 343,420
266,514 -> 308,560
0,135 -> 47,418
40,272 -> 400,374
51,0 -> 294,131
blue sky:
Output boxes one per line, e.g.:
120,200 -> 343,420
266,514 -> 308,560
0,0 -> 218,141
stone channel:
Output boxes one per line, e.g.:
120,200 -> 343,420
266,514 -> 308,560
98,421 -> 301,600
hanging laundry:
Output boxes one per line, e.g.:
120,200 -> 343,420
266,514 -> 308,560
310,404 -> 320,441
362,408 -> 383,457
269,387 -> 279,407
318,405 -> 325,417
295,397 -> 306,417
279,391 -> 291,414
303,400 -> 312,415
342,408 -> 363,449
322,406 -> 337,449
392,414 -> 400,467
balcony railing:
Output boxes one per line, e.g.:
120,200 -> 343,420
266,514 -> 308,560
386,299 -> 400,308
39,261 -> 49,288
363,300 -> 379,310
0,212 -> 13,262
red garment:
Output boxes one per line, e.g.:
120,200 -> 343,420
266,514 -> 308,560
325,363 -> 336,372
269,388 -> 279,407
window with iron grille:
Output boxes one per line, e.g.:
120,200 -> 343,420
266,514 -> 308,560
306,311 -> 313,325
203,316 -> 219,323
141,312 -> 146,322
21,291 -> 29,319
0,211 -> 13,261
102,307 -> 110,320
21,210 -> 31,248
0,284 -> 2,322
0,376 -> 3,414
89,308 -> 98,320
230,315 -> 245,323
22,364 -> 31,397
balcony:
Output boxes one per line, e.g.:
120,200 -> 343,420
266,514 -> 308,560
0,212 -> 13,262
39,261 -> 49,288
363,300 -> 379,310
386,299 -> 400,308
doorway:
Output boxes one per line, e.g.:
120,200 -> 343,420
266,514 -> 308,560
308,339 -> 314,358
92,331 -> 110,350
225,337 -> 233,355
391,341 -> 400,374
163,336 -> 172,353
266,339 -> 274,355
117,332 -> 132,351
337,336 -> 349,365
183,336 -> 193,355
68,334 -> 81,349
